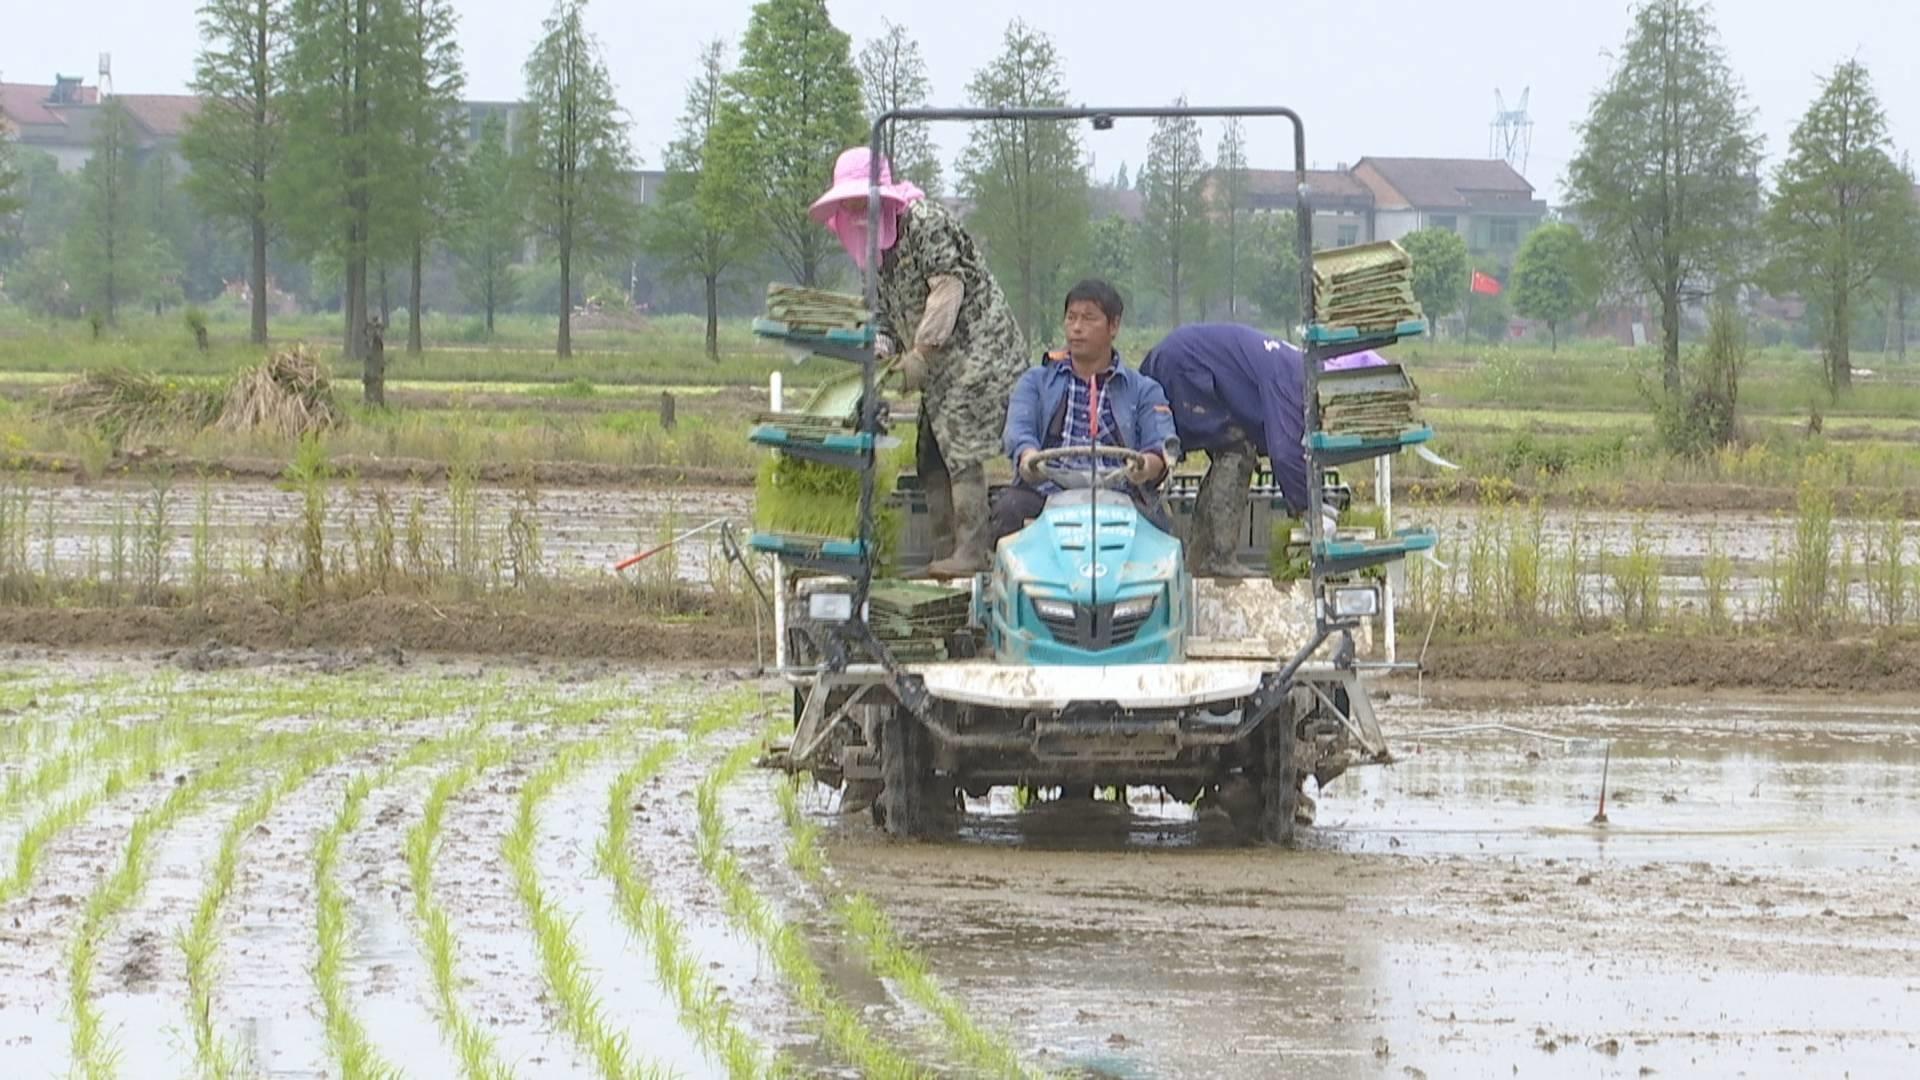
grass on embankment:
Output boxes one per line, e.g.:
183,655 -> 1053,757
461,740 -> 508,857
0,312 -> 828,389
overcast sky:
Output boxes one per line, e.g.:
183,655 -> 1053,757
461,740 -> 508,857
7,0 -> 1918,201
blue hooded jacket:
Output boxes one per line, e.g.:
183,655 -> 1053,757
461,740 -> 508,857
1141,324 -> 1310,512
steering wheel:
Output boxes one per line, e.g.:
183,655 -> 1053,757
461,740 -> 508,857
1022,444 -> 1148,491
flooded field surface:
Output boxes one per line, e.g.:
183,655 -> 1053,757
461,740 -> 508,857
13,478 -> 749,585
812,692 -> 1920,1079
19,476 -> 1915,621
2,656 -> 1917,1079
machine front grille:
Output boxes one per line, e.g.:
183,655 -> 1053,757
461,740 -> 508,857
1032,599 -> 1156,649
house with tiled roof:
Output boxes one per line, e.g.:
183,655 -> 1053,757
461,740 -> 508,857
1206,158 -> 1545,259
0,77 -> 200,173
1350,156 -> 1547,261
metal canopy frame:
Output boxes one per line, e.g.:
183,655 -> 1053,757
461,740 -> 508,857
827,105 -> 1334,723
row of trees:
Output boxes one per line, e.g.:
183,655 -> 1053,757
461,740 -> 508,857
1568,0 -> 1920,399
178,0 -> 640,378
0,104 -> 219,324
4,0 -> 1914,405
640,12 -> 1306,354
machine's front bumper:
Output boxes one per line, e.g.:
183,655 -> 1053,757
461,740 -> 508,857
910,660 -> 1270,711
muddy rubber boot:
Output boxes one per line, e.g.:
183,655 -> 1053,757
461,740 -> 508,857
1190,448 -> 1261,578
923,470 -> 956,565
917,415 -> 955,564
926,465 -> 990,579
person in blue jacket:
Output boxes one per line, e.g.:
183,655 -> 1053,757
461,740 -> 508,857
991,280 -> 1181,544
1140,323 -> 1315,577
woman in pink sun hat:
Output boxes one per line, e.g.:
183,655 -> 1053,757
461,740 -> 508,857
812,146 -> 1027,578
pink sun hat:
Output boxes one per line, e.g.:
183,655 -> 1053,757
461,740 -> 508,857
808,147 -> 926,223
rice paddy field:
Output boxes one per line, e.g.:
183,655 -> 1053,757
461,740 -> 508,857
0,661 -> 1045,1078
6,660 -> 1920,1078
3,315 -> 1920,1077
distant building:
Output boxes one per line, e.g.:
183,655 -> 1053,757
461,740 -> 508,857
1350,157 -> 1546,260
1207,157 -> 1548,260
2,74 -> 525,175
1227,167 -> 1374,248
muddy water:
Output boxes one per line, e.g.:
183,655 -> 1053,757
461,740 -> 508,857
1416,504 -> 1920,621
18,478 -> 748,585
806,691 -> 1920,1079
21,476 -> 1918,618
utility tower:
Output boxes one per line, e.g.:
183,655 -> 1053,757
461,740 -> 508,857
1489,87 -> 1531,175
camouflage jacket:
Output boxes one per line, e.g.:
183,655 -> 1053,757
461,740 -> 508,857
875,200 -> 1027,471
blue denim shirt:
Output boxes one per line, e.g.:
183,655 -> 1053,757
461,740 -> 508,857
1003,350 -> 1181,470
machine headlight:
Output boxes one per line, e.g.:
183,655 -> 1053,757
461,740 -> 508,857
1032,597 -> 1075,621
808,592 -> 853,622
1112,594 -> 1158,621
1329,585 -> 1380,618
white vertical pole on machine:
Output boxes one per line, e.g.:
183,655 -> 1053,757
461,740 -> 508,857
1378,453 -> 1396,664
770,372 -> 787,669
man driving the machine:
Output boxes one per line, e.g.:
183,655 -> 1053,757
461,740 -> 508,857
991,279 -> 1180,543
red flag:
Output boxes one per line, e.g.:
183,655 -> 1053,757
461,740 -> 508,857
1471,270 -> 1503,296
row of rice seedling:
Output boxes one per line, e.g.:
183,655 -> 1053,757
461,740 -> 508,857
1,713 -> 122,821
776,781 -> 1042,1080
181,735 -> 376,1080
692,723 -> 926,1080
0,463 -> 758,618
406,739 -> 519,1080
313,721 -> 500,1079
67,730 -> 313,1078
596,700 -> 783,1080
504,718 -> 671,1080
0,718 -> 254,904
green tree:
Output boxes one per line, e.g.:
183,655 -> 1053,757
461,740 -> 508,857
857,19 -> 941,196
450,112 -> 522,334
957,19 -> 1088,340
396,0 -> 465,354
1567,0 -> 1762,393
183,0 -> 287,344
720,0 -> 865,288
2,148 -> 77,270
135,156 -> 193,313
1510,222 -> 1595,350
8,248 -> 77,317
1764,60 -> 1918,396
1402,226 -> 1469,326
643,40 -> 756,361
1086,215 -> 1137,306
1246,211 -> 1301,329
1139,99 -> 1209,326
1214,117 -> 1248,318
0,114 -> 22,222
519,0 -> 640,358
281,0 -> 420,399
66,101 -> 149,325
